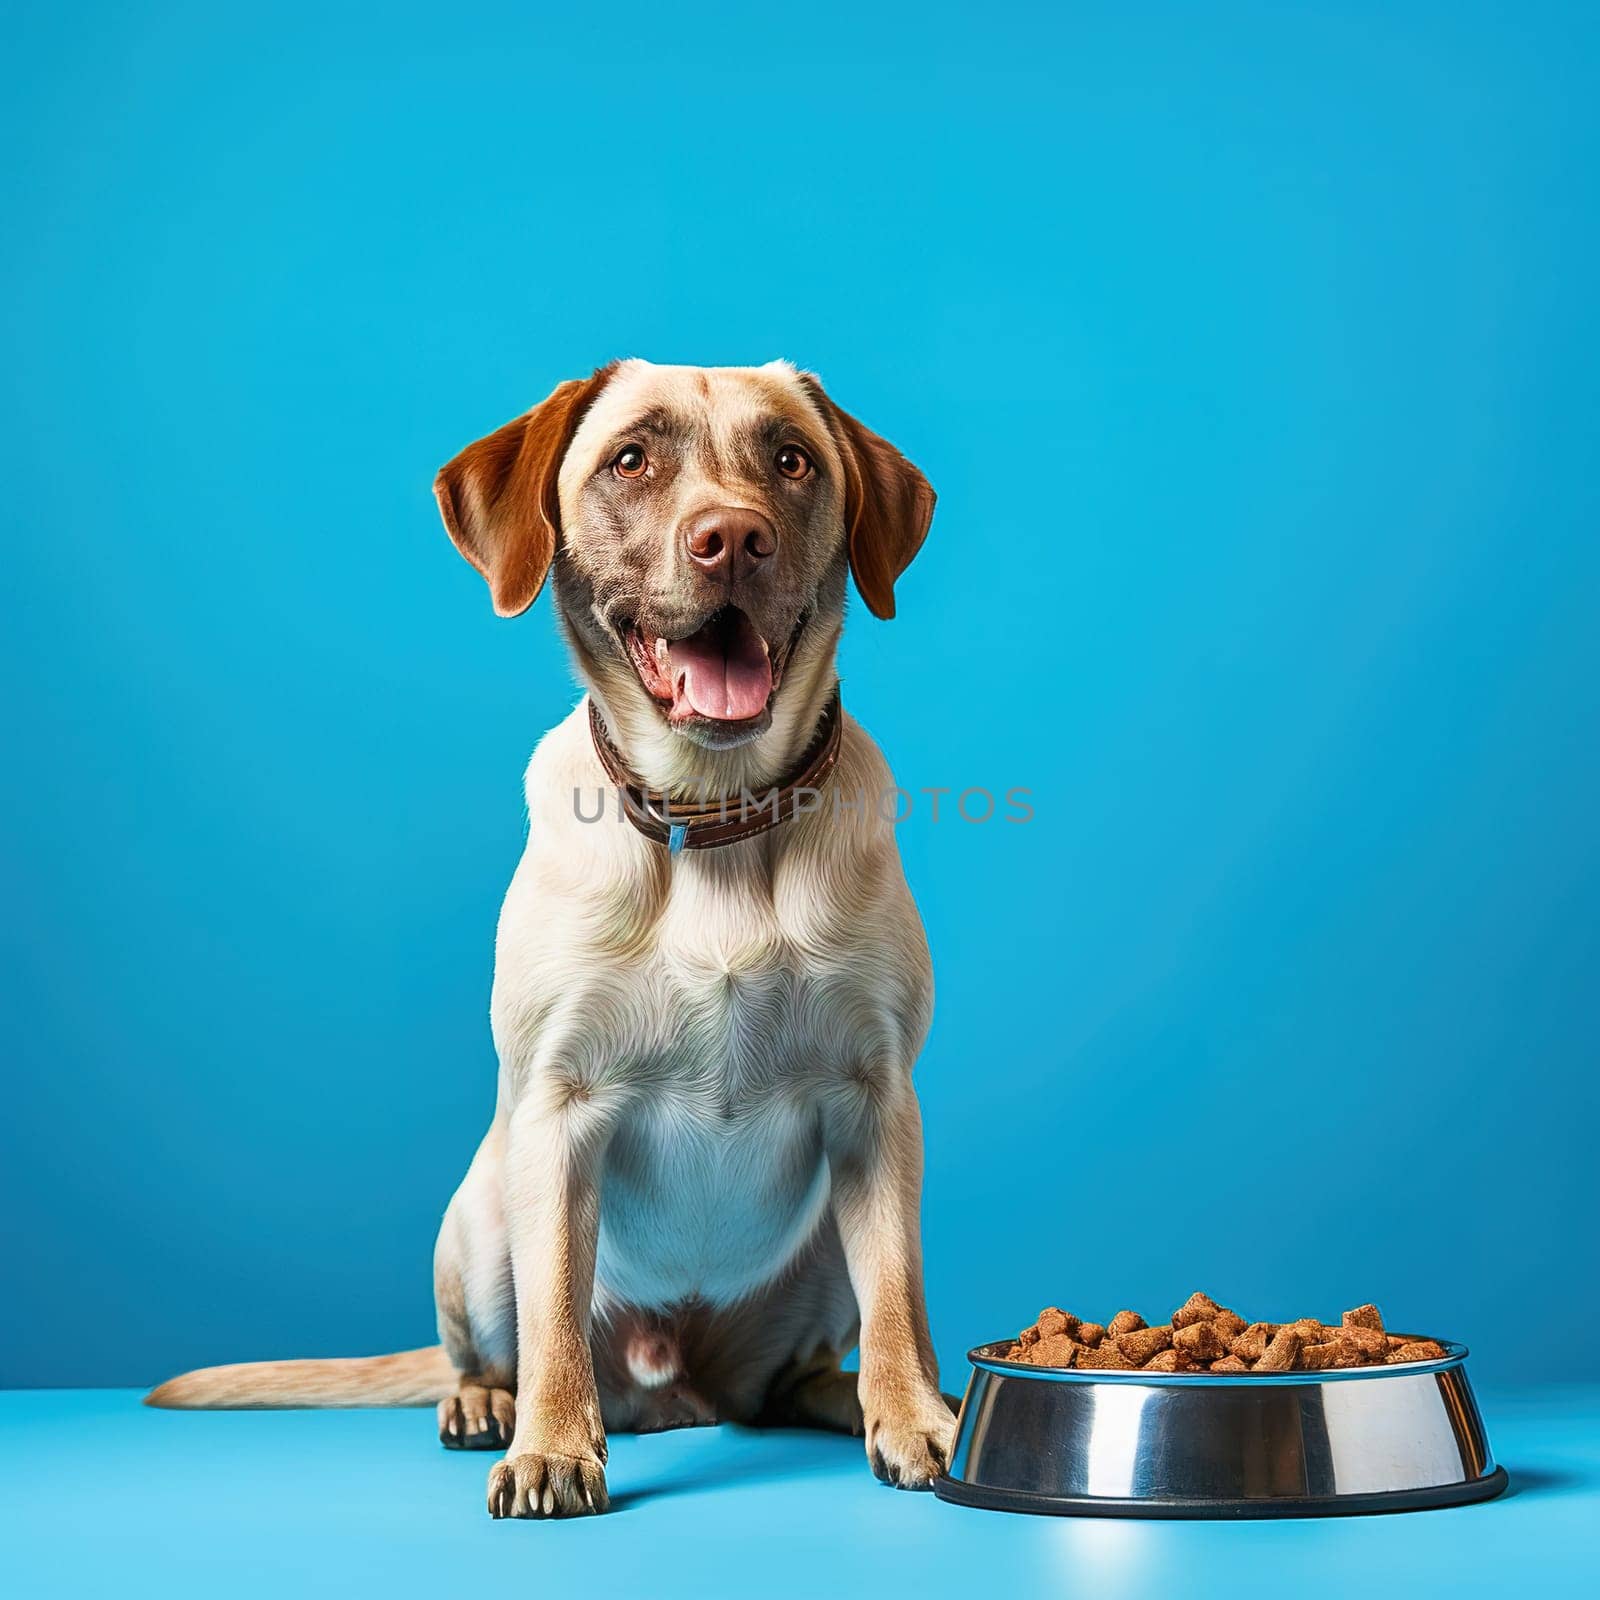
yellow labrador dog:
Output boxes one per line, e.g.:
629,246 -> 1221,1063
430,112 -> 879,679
149,359 -> 953,1519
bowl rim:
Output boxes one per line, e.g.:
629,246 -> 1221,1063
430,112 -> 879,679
966,1335 -> 1469,1386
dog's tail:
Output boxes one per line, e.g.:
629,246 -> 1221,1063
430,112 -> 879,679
144,1345 -> 457,1410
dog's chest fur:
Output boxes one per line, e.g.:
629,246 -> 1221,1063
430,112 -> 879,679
500,835 -> 884,1312
591,866 -> 852,1309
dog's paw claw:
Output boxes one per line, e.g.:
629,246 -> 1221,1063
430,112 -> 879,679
487,1452 -> 609,1518
439,1386 -> 515,1451
866,1409 -> 957,1490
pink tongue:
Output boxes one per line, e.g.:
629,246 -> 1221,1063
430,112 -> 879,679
667,613 -> 773,722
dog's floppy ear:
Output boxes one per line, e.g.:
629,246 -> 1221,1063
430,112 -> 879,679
434,364 -> 616,617
802,377 -> 936,620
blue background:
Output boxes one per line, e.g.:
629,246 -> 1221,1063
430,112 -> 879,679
3,0 -> 1596,1391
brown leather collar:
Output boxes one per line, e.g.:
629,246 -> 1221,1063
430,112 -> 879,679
587,689 -> 843,853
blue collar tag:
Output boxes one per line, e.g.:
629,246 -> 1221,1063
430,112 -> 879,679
668,823 -> 689,856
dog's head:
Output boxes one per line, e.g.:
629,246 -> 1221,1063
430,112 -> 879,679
434,360 -> 934,753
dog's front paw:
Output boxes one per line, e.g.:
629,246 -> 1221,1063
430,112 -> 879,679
866,1405 -> 957,1490
487,1452 -> 609,1518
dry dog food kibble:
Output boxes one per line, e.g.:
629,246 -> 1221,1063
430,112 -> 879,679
1174,1320 -> 1230,1362
1002,1295 -> 1448,1374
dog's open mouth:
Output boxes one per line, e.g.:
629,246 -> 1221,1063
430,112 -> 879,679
624,606 -> 803,727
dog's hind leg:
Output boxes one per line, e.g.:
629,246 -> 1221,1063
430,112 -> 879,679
758,1356 -> 957,1435
759,1352 -> 864,1435
434,1123 -> 517,1450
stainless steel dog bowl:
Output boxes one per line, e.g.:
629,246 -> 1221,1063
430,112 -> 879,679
935,1338 -> 1507,1518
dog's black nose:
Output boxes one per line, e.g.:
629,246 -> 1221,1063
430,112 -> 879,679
683,506 -> 777,583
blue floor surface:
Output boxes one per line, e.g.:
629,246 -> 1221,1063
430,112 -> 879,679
1,1387 -> 1593,1597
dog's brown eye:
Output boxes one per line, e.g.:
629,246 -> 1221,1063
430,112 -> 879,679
614,445 -> 648,479
775,446 -> 812,480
